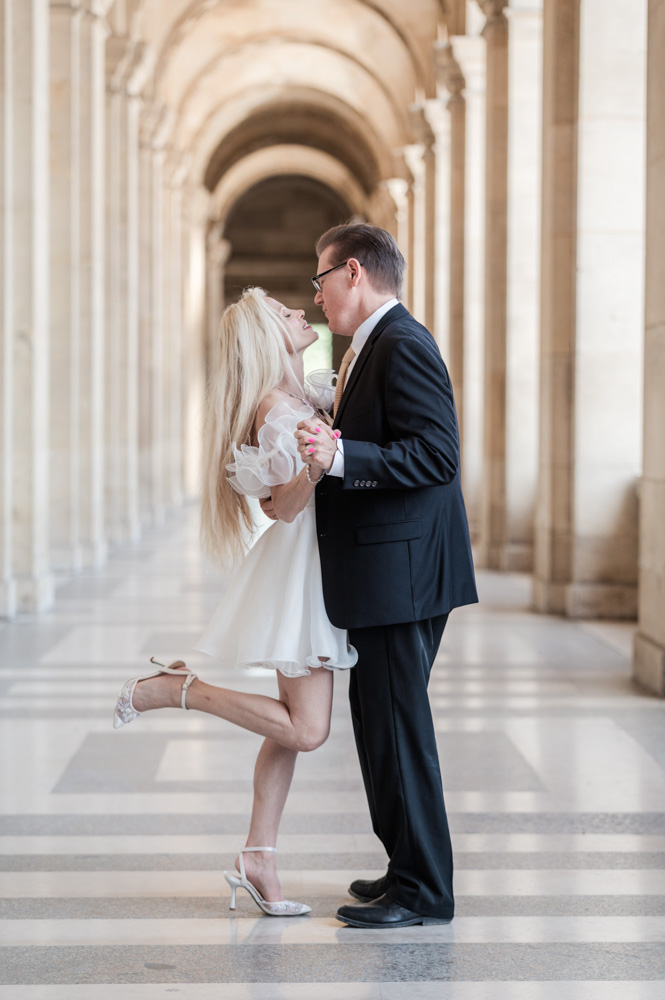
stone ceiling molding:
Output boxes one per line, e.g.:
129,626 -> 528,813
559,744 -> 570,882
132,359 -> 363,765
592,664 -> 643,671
210,145 -> 369,227
171,36 -> 409,150
135,0 -> 433,97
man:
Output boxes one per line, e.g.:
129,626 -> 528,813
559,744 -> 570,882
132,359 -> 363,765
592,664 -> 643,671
297,224 -> 477,928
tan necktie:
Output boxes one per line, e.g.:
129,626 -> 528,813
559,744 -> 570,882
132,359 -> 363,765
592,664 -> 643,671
333,345 -> 356,416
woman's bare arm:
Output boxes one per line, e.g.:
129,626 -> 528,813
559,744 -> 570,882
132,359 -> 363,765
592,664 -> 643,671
254,392 -> 322,523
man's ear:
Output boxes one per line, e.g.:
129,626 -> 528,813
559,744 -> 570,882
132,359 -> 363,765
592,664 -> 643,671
347,258 -> 362,286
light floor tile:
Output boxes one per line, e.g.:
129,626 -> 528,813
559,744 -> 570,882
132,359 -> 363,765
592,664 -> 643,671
1,986 -> 664,1000
1,833 -> 664,855
2,915 -> 665,947
2,869 -> 664,900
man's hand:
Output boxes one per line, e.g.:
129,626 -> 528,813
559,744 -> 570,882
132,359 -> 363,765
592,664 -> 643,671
295,419 -> 340,473
259,496 -> 278,520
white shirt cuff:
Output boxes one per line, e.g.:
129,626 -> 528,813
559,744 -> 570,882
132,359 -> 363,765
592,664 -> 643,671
328,439 -> 345,477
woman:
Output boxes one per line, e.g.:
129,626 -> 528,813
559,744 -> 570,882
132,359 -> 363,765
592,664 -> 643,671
113,287 -> 356,916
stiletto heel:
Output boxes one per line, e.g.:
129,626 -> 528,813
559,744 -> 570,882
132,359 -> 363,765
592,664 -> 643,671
113,658 -> 199,729
223,847 -> 311,917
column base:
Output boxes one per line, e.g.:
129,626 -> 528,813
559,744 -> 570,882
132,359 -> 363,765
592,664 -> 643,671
0,580 -> 18,619
51,544 -> 85,573
82,540 -> 108,569
633,632 -> 665,698
532,577 -> 566,614
16,573 -> 55,614
486,542 -> 534,573
533,578 -> 638,619
565,582 -> 637,620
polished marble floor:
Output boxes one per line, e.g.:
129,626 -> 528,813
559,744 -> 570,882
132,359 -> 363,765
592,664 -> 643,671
1,507 -> 664,998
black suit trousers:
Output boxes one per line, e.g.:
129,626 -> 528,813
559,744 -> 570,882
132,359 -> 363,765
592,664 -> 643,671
347,614 -> 454,919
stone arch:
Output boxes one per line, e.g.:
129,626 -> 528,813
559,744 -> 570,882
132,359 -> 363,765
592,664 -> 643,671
189,84 -> 395,190
210,145 -> 369,225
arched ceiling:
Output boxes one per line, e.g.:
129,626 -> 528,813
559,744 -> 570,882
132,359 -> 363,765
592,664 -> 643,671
203,98 -> 382,195
118,0 -> 447,206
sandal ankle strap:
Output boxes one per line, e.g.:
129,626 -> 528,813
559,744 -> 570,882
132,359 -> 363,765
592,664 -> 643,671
180,672 -> 197,710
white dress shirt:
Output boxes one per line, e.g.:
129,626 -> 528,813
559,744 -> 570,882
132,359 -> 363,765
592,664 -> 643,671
328,298 -> 399,477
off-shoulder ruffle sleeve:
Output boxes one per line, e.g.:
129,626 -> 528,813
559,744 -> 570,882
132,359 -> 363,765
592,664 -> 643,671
227,399 -> 314,498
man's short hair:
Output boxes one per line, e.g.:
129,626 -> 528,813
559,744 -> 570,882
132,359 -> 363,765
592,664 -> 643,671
315,223 -> 405,297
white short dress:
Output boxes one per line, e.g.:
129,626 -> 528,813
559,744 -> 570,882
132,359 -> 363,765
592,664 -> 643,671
195,394 -> 357,679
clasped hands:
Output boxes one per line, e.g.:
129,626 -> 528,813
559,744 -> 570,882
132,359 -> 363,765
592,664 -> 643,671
295,418 -> 340,477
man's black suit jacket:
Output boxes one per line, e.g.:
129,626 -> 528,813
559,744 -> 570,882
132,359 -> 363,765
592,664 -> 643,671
315,302 -> 478,630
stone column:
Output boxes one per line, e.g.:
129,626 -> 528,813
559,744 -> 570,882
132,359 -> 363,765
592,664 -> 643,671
47,2 -> 108,574
435,42 -> 466,429
533,0 -> 647,617
205,223 -> 231,380
501,1 -> 543,571
389,151 -> 414,312
453,32 -> 486,543
634,0 -> 665,695
476,0 -> 509,568
49,1 -> 83,571
403,139 -> 425,325
78,0 -> 108,567
104,36 -> 146,545
163,153 -> 187,510
408,105 -> 437,335
0,0 -> 16,615
8,0 -> 54,612
182,185 -> 210,499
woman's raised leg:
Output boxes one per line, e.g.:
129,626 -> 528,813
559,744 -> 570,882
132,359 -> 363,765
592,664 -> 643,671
132,663 -> 333,752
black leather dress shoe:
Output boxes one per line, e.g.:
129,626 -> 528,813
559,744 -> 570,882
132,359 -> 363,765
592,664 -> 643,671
336,892 -> 453,928
348,872 -> 395,902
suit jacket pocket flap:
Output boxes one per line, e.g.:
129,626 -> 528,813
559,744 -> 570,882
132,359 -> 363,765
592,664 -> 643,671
355,519 -> 422,545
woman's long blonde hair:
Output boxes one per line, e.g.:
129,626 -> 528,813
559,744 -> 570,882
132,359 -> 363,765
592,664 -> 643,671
200,286 -> 294,568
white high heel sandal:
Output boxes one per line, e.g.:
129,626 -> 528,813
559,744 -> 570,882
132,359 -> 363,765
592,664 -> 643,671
113,657 -> 198,730
224,847 -> 311,917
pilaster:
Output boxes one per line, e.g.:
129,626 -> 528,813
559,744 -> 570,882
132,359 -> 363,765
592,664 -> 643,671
634,0 -> 665,695
534,0 -> 647,618
476,0 -> 510,569
452,31 -> 486,544
408,105 -> 437,336
435,41 -> 466,430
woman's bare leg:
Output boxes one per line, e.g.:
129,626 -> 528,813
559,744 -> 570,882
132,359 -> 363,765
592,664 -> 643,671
238,669 -> 332,901
236,737 -> 298,902
133,665 -> 333,752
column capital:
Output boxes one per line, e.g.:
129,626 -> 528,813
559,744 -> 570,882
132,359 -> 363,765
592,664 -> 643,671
477,0 -> 509,38
391,149 -> 415,186
434,41 -> 466,108
140,101 -> 175,152
408,104 -> 436,150
106,36 -> 152,96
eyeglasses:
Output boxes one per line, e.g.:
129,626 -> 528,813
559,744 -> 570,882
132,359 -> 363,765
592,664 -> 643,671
311,260 -> 348,293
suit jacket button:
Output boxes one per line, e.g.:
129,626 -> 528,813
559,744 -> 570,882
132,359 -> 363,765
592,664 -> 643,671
360,480 -> 366,487
372,481 -> 378,487
353,480 -> 360,487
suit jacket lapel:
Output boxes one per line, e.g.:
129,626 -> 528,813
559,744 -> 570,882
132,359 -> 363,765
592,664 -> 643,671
333,303 -> 407,428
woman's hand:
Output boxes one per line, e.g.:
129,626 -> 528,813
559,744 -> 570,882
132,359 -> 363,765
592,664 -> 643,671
296,419 -> 340,473
259,496 -> 278,521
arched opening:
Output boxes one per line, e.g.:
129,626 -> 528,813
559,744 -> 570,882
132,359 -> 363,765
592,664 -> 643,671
223,174 -> 354,369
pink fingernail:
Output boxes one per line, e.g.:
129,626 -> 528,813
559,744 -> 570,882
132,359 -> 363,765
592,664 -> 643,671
315,427 -> 321,432
334,430 -> 341,438
308,447 -> 315,453
308,437 -> 315,443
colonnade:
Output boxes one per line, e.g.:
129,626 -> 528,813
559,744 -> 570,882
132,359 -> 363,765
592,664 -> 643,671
0,0 -> 663,696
